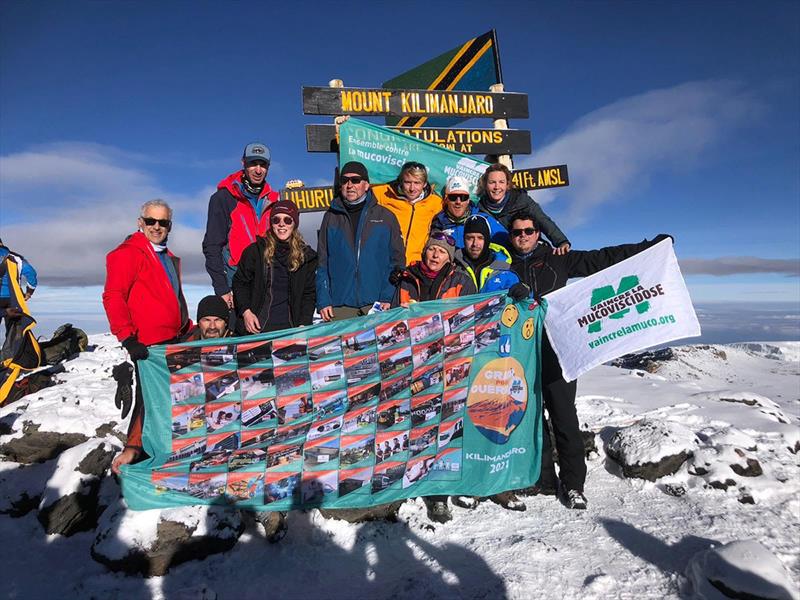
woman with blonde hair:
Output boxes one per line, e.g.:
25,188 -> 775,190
233,200 -> 317,333
477,163 -> 572,255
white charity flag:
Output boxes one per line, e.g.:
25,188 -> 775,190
543,239 -> 701,381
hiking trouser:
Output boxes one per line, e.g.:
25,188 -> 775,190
541,377 -> 585,492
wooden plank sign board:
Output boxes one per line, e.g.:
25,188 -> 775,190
305,124 -> 531,155
302,86 -> 529,119
280,165 -> 568,213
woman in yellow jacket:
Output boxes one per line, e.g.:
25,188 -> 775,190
372,162 -> 443,264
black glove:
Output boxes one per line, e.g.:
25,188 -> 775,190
122,336 -> 149,361
389,269 -> 407,287
508,283 -> 531,302
112,361 -> 134,419
654,233 -> 674,245
4,306 -> 24,320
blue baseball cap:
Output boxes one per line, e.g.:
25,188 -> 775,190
243,142 -> 271,165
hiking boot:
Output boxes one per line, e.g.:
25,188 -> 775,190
451,495 -> 480,509
425,499 -> 452,524
518,482 -> 558,497
489,491 -> 526,511
564,489 -> 587,510
255,511 -> 288,543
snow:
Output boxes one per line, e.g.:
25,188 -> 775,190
0,337 -> 797,599
606,419 -> 699,465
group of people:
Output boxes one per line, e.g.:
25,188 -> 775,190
102,141 -> 668,537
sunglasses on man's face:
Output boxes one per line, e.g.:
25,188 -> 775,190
271,216 -> 294,226
141,217 -> 172,228
340,176 -> 364,185
446,194 -> 470,203
511,227 -> 538,237
430,230 -> 456,246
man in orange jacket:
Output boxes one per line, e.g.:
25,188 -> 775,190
372,161 -> 443,264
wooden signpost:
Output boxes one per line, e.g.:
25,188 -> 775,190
302,86 -> 529,119
305,123 -> 532,155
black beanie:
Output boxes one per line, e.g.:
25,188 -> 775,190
340,161 -> 370,182
464,214 -> 491,241
197,295 -> 230,321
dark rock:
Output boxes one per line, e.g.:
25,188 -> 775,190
663,484 -> 686,497
318,501 -> 405,523
581,430 -> 598,458
689,466 -> 709,476
738,494 -> 755,505
0,423 -> 88,464
38,480 -> 104,535
730,458 -> 763,478
76,444 -> 115,476
92,504 -> 244,577
709,478 -> 737,491
612,451 -> 692,482
610,348 -> 674,372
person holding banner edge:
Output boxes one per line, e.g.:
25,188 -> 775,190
316,161 -> 405,322
507,209 -> 671,509
478,163 -> 571,255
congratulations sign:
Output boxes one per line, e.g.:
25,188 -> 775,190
120,293 -> 545,511
544,239 -> 701,381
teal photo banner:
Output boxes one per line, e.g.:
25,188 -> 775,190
120,292 -> 544,511
338,118 -> 490,199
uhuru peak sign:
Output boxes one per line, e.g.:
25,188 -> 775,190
119,293 -> 545,511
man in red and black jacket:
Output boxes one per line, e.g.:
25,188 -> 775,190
202,142 -> 279,310
103,200 -> 192,469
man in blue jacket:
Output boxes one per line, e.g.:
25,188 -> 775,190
0,238 -> 37,334
316,162 -> 405,321
431,176 -> 508,248
454,215 -> 520,294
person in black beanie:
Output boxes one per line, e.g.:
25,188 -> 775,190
232,199 -> 317,334
455,214 -> 526,296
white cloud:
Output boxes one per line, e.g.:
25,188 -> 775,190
518,80 -> 762,226
680,257 -> 800,277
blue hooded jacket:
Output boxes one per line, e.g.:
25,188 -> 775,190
431,205 -> 509,249
316,191 -> 405,309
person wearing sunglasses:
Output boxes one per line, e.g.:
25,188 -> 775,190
507,209 -> 672,510
477,163 -> 571,255
103,199 -> 193,477
202,142 -> 279,313
316,161 -> 405,322
372,161 -> 443,264
431,175 -> 509,249
232,200 -> 317,334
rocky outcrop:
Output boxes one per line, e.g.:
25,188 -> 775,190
605,419 -> 698,481
0,422 -> 89,464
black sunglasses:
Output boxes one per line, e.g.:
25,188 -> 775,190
340,175 -> 365,185
141,217 -> 172,228
271,216 -> 294,226
445,194 -> 470,203
511,227 -> 538,237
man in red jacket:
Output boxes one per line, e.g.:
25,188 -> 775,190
202,142 -> 279,309
103,199 -> 192,466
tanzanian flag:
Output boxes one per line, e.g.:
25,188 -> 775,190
383,30 -> 503,128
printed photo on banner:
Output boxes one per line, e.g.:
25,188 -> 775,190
380,372 -> 412,402
340,434 -> 375,466
410,424 -> 438,457
152,471 -> 189,494
410,313 -> 443,344
344,353 -> 380,385
171,403 -> 205,438
236,340 -> 272,368
339,466 -> 373,497
190,450 -> 231,472
277,393 -> 313,424
307,414 -> 343,441
475,321 -> 501,352
308,335 -> 342,361
301,470 -> 338,504
272,421 -> 312,445
342,404 -> 378,433
411,392 -> 442,426
444,328 -> 475,359
443,304 -> 475,336
226,471 -> 264,503
228,447 -> 267,471
375,430 -> 409,463
379,346 -> 413,379
474,296 -> 503,324
274,363 -> 311,395
445,357 -> 472,389
303,435 -> 340,469
201,344 -> 236,369
342,328 -> 377,356
403,455 -> 437,488
206,430 -> 240,453
239,367 -> 275,400
166,344 -> 201,374
241,428 -> 275,449
442,387 -> 467,420
314,388 -> 349,418
166,436 -> 206,465
170,371 -> 205,404
371,461 -> 406,494
412,338 -> 445,369
348,381 -> 381,410
438,418 -> 463,449
376,397 -> 411,431
203,370 -> 240,402
265,472 -> 301,504
411,364 -> 443,396
241,397 -> 278,428
310,359 -> 345,391
267,442 -> 303,469
187,472 -> 227,500
272,339 -> 308,366
205,400 -> 240,433
430,447 -> 462,481
376,320 -> 410,350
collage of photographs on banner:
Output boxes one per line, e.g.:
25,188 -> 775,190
149,295 -> 509,508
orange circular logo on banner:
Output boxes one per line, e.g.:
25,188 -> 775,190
467,357 -> 528,444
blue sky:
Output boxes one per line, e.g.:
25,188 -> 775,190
1,1 -> 798,337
